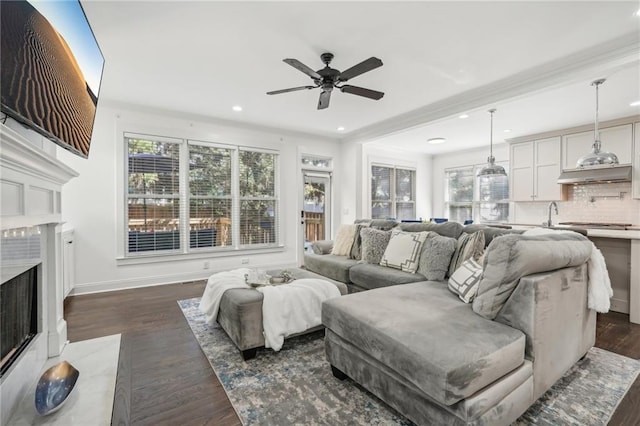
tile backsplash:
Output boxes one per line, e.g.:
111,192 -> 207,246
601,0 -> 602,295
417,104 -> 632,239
513,182 -> 640,225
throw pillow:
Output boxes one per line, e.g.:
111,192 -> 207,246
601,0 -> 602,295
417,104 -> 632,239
331,224 -> 357,256
380,229 -> 428,273
448,258 -> 483,303
448,231 -> 485,277
360,228 -> 392,264
417,232 -> 457,281
349,223 -> 370,260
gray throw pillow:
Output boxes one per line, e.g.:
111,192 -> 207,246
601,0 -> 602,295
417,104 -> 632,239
360,228 -> 392,264
349,223 -> 370,260
448,231 -> 485,277
417,232 -> 457,281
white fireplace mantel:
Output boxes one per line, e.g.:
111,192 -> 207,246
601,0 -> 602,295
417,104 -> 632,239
1,124 -> 78,230
1,123 -> 79,425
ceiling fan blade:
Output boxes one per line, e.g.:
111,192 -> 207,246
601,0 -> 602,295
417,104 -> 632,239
337,57 -> 383,82
283,58 -> 322,80
340,85 -> 384,100
317,90 -> 331,110
266,85 -> 317,95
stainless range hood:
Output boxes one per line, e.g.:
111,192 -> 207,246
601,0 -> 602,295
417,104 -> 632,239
557,164 -> 632,185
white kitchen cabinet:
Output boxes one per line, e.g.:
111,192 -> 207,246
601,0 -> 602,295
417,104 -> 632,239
634,122 -> 640,199
562,123 -> 633,170
510,137 -> 561,201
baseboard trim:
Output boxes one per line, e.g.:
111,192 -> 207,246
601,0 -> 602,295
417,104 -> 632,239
610,298 -> 630,315
69,262 -> 299,295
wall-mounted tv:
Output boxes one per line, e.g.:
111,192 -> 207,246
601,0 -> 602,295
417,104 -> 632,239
1,0 -> 104,158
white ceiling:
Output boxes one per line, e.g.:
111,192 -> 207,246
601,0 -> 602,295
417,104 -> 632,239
84,1 -> 640,154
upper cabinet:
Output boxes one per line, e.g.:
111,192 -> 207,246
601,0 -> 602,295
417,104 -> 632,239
510,136 -> 562,202
561,124 -> 633,170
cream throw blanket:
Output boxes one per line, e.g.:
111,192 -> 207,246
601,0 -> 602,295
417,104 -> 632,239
199,269 -> 340,351
523,228 -> 612,312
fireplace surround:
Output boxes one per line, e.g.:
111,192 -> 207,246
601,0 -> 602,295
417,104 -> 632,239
0,123 -> 78,424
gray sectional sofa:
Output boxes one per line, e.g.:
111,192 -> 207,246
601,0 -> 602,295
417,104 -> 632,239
307,220 -> 596,425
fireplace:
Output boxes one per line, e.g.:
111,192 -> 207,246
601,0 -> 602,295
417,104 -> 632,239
0,123 -> 79,424
1,266 -> 38,377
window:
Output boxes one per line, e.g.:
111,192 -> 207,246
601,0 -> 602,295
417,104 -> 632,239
125,135 -> 279,255
444,162 -> 509,223
371,164 -> 416,220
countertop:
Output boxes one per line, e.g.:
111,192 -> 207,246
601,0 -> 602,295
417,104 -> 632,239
500,223 -> 640,240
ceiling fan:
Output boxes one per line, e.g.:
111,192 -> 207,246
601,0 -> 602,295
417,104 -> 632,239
267,52 -> 384,110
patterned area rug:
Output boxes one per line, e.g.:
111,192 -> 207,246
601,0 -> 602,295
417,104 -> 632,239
178,297 -> 640,426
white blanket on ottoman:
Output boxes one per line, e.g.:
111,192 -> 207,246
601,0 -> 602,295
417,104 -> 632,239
258,278 -> 340,351
199,269 -> 340,351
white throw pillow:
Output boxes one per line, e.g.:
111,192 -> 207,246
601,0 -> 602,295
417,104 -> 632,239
379,230 -> 428,273
331,224 -> 357,256
448,258 -> 483,303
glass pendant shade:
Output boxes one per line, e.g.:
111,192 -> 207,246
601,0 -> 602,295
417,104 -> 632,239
478,108 -> 507,177
576,79 -> 619,168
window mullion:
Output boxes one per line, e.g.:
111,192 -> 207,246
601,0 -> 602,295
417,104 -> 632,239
231,148 -> 240,249
179,141 -> 189,253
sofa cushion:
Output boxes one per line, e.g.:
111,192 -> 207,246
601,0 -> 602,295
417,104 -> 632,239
331,224 -> 357,256
360,228 -> 392,264
448,258 -> 483,303
303,254 -> 358,284
380,229 -> 428,273
399,221 -> 464,239
369,219 -> 399,231
349,223 -> 369,260
417,232 -> 457,281
448,231 -> 485,277
472,233 -> 592,320
463,224 -> 524,247
322,282 -> 526,405
348,263 -> 426,291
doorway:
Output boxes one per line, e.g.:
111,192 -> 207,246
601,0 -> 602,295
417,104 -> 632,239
302,171 -> 331,255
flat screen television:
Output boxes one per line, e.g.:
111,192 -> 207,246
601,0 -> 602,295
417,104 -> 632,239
1,0 -> 104,158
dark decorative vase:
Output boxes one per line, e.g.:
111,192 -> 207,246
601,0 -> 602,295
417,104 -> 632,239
35,361 -> 80,415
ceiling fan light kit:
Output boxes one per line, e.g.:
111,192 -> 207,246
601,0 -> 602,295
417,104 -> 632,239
267,52 -> 384,110
478,108 -> 507,178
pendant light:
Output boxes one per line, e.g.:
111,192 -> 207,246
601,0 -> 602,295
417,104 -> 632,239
576,78 -> 619,168
477,108 -> 507,178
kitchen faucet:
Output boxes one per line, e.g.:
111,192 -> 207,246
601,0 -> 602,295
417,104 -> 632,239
544,201 -> 558,227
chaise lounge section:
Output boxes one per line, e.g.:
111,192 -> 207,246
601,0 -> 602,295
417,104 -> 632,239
322,233 -> 595,425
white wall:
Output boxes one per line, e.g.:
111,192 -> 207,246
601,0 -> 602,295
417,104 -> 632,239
56,102 -> 341,294
431,143 -> 509,218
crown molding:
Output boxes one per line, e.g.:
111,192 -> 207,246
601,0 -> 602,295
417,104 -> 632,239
343,33 -> 640,144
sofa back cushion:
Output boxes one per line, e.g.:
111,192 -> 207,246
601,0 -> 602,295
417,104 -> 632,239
448,231 -> 485,277
360,228 -> 392,264
472,233 -> 593,320
368,219 -> 399,231
399,221 -> 464,239
380,229 -> 428,273
417,232 -> 457,281
463,224 -> 524,247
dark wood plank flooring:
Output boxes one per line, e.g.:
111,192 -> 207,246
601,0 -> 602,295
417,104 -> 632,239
64,283 -> 640,426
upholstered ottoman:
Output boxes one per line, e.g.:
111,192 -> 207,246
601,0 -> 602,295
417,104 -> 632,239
217,268 -> 347,360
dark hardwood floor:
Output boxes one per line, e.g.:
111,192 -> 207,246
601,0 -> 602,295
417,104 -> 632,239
64,283 -> 640,426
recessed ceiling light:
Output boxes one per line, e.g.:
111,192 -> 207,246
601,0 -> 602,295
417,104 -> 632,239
630,100 -> 640,107
337,126 -> 345,131
427,137 -> 446,144
232,105 -> 243,112
636,8 -> 640,17
459,114 -> 469,119
503,129 -> 512,133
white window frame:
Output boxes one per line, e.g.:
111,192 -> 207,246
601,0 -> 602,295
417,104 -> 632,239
370,162 -> 417,220
444,161 -> 510,224
121,133 -> 281,261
